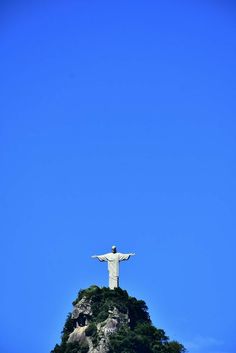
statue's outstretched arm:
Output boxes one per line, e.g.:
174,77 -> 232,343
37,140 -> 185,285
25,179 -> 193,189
119,253 -> 135,261
91,254 -> 109,262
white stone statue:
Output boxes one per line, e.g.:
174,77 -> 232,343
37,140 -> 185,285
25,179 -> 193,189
91,246 -> 135,289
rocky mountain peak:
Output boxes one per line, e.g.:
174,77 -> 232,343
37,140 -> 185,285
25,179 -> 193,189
51,286 -> 185,353
68,294 -> 129,353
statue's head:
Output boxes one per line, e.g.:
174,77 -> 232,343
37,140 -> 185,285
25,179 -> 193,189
112,245 -> 117,253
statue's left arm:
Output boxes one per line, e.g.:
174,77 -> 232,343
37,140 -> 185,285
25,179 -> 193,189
118,253 -> 135,261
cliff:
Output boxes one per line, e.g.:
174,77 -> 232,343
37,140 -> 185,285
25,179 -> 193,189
51,286 -> 185,353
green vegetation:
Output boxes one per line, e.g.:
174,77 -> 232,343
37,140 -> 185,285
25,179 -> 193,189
108,323 -> 185,353
51,286 -> 186,353
85,323 -> 98,345
80,285 -> 150,327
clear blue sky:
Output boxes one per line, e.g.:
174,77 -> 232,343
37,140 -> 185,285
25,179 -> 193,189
0,1 -> 235,353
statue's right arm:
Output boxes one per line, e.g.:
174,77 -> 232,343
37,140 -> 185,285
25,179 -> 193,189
92,254 -> 109,262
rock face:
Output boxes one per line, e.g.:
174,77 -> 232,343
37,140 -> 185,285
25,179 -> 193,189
51,286 -> 186,353
68,295 -> 129,353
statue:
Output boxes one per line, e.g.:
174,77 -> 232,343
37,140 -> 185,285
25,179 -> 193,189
91,246 -> 135,289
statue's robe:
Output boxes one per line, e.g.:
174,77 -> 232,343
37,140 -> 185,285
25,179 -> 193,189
96,252 -> 132,289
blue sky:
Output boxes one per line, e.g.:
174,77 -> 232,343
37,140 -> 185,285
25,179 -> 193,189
0,1 -> 236,353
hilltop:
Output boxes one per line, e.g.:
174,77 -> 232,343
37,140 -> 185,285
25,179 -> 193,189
51,286 -> 185,353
